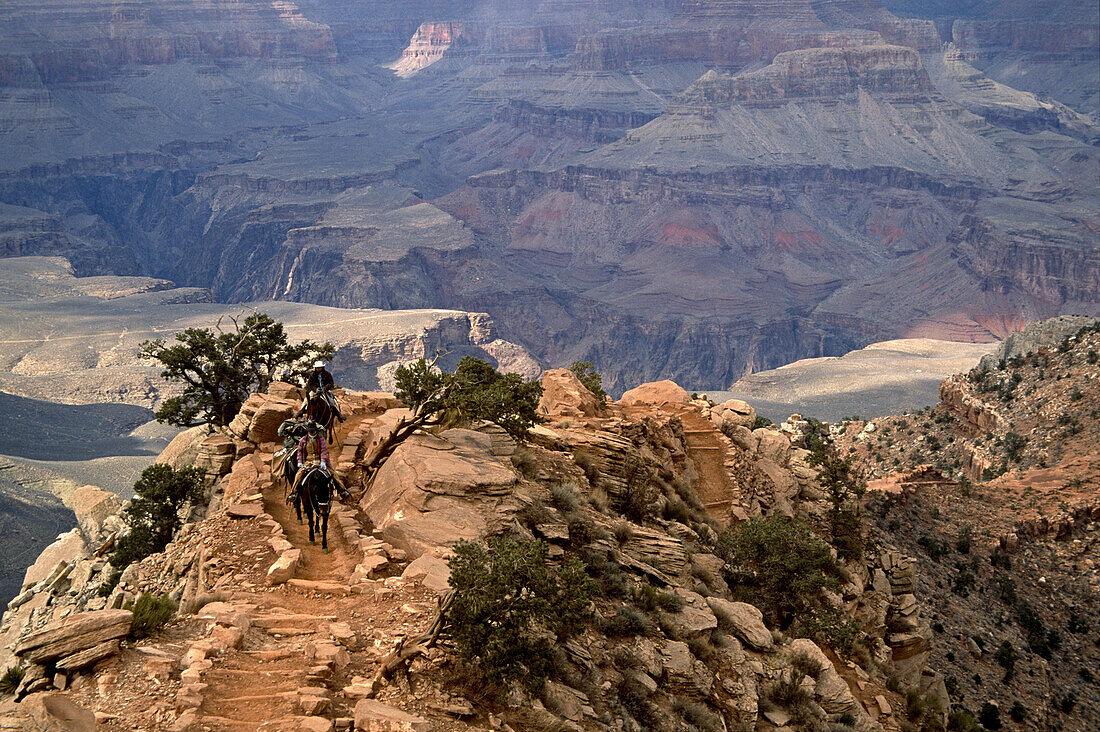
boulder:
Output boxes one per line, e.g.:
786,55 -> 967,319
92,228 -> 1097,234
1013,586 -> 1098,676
267,549 -> 301,585
788,639 -> 864,717
621,525 -> 688,576
55,639 -> 121,672
754,458 -> 799,517
357,408 -> 415,464
228,393 -> 299,444
725,424 -> 758,452
13,692 -> 96,732
14,610 -> 132,665
712,399 -> 756,430
155,425 -> 208,469
401,555 -> 451,594
195,433 -> 236,481
706,598 -> 773,651
619,380 -> 691,409
360,431 -> 517,558
70,486 -> 120,544
754,429 -> 791,464
21,530 -> 85,590
267,381 -> 302,400
538,369 -> 603,419
663,589 -> 718,639
353,699 -> 432,732
659,640 -> 713,696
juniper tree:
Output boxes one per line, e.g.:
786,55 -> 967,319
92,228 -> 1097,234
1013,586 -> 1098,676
141,312 -> 333,427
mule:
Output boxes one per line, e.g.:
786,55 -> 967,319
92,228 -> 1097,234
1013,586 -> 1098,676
296,465 -> 333,552
276,450 -> 304,522
305,391 -> 337,444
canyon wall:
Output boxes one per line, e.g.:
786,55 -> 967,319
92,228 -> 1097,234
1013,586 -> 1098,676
0,0 -> 1095,393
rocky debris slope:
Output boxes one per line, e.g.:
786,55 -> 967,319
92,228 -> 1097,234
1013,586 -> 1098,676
0,370 -> 942,730
839,317 -> 1100,730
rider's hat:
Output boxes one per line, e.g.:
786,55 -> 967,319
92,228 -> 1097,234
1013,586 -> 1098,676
313,360 -> 325,368
305,420 -> 321,432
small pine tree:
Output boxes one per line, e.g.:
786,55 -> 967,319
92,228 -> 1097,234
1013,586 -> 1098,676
141,312 -> 333,427
110,464 -> 202,569
446,537 -> 594,688
716,515 -> 839,627
568,361 -> 607,401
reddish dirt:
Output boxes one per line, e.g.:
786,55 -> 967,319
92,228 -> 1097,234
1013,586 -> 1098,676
676,409 -> 735,521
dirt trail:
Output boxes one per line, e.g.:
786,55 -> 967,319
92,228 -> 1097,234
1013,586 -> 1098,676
676,409 -> 735,521
194,415 -> 373,730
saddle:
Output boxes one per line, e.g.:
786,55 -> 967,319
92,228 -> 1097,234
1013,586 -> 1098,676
290,463 -> 348,502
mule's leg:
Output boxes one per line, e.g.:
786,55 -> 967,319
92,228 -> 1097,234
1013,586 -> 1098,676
295,494 -> 303,524
304,487 -> 316,543
320,507 -> 329,553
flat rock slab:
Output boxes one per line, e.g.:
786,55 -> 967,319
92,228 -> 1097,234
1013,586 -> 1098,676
354,699 -> 432,731
288,579 -> 351,595
227,503 -> 264,519
706,597 -> 773,651
15,609 -> 132,664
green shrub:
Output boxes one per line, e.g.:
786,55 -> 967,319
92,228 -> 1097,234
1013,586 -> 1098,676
446,537 -> 595,688
566,514 -> 599,546
789,651 -> 823,680
568,361 -> 607,401
672,699 -> 724,732
994,641 -> 1016,682
141,312 -> 333,427
951,567 -> 976,597
110,464 -> 203,570
978,702 -> 1002,730
549,483 -> 582,513
717,515 -> 839,626
955,524 -> 972,554
618,677 -> 661,728
807,443 -> 867,560
947,710 -> 981,732
655,591 -> 684,613
510,448 -> 538,479
795,609 -> 861,657
662,497 -> 692,525
0,667 -> 24,695
765,669 -> 818,726
126,593 -> 177,639
752,415 -> 773,430
917,535 -> 951,562
604,606 -> 652,637
612,519 -> 634,545
1003,432 -> 1027,462
573,450 -> 600,485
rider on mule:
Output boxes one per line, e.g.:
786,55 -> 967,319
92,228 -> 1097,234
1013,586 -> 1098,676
297,360 -> 345,422
275,414 -> 310,480
290,420 -> 350,502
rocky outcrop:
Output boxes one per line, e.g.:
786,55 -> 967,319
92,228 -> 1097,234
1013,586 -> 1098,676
14,609 -> 131,665
538,368 -> 604,420
938,375 -> 1001,431
359,427 -> 520,558
706,598 -> 773,650
619,380 -> 691,409
227,393 -> 299,444
69,487 -> 121,546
